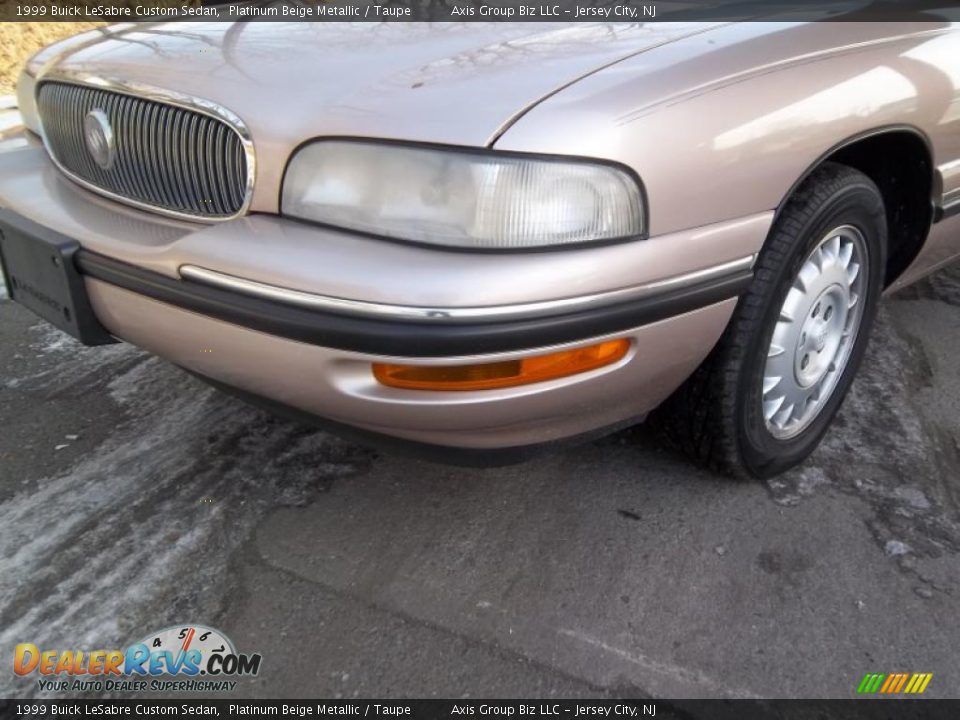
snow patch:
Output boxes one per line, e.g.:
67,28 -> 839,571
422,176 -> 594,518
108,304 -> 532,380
884,540 -> 911,557
0,359 -> 372,695
6,323 -> 141,389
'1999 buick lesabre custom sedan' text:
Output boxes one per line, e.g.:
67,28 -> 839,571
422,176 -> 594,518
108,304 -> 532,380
1,20 -> 958,478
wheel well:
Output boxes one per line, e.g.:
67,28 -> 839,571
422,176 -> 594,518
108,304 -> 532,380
791,131 -> 935,286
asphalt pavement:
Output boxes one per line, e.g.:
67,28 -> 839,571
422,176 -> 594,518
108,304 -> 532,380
1,261 -> 959,700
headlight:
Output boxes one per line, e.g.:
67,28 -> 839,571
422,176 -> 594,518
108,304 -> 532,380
15,68 -> 40,135
281,141 -> 645,250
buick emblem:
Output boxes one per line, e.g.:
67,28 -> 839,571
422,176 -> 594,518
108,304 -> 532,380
814,328 -> 828,352
83,109 -> 115,170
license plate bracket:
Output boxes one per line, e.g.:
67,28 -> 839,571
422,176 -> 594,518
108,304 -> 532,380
0,209 -> 116,345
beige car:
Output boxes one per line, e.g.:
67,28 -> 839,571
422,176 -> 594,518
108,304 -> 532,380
1,21 -> 958,478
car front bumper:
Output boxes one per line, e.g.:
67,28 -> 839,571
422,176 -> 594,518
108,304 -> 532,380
0,125 -> 772,457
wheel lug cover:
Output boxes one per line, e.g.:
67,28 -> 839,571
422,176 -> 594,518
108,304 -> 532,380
762,226 -> 867,439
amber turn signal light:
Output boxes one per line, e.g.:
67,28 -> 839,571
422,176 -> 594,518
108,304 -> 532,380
372,338 -> 630,392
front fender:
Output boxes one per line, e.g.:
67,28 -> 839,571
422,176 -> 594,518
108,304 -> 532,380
493,23 -> 959,238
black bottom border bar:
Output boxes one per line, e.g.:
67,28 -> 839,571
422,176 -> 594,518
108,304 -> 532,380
2,698 -> 959,720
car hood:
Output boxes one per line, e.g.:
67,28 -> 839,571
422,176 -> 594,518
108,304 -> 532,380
40,21 -> 722,211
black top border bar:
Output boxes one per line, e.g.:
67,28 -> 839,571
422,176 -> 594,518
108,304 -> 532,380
2,0 -> 960,23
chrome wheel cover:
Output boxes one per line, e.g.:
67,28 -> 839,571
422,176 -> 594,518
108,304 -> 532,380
762,225 -> 868,439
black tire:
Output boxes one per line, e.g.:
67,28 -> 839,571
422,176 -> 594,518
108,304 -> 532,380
657,162 -> 887,479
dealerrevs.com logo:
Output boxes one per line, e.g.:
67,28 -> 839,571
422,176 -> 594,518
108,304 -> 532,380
14,624 -> 262,693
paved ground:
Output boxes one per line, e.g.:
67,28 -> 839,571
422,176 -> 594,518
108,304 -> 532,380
1,261 -> 959,701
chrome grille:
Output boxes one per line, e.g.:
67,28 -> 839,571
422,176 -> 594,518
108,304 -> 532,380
37,82 -> 249,219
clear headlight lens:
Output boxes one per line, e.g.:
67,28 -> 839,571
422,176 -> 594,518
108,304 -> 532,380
15,68 -> 40,135
281,141 -> 645,250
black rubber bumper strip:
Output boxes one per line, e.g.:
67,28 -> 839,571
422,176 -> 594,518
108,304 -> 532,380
938,202 -> 960,221
75,249 -> 752,358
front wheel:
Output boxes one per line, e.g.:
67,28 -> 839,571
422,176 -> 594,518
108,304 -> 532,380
660,162 -> 887,479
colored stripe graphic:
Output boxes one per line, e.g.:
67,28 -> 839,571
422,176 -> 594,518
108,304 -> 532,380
906,673 -> 933,694
857,673 -> 885,693
892,673 -> 909,693
857,672 -> 932,694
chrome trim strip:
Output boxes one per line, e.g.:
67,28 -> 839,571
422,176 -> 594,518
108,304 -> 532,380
33,69 -> 255,223
179,255 -> 756,323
